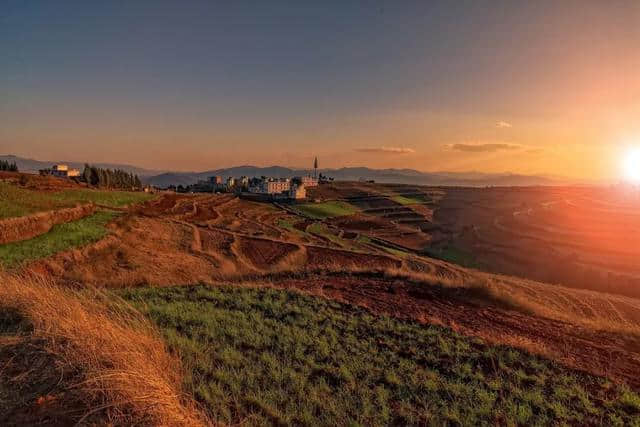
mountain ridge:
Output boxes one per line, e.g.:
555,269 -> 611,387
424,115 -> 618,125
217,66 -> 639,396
144,165 -> 567,187
2,155 -> 572,187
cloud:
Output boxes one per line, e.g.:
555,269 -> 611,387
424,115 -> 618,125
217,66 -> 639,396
449,143 -> 522,153
525,148 -> 544,155
496,121 -> 512,128
355,147 -> 416,154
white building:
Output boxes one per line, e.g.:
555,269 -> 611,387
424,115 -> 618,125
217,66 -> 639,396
40,164 -> 80,178
299,176 -> 318,187
264,179 -> 290,193
248,178 -> 291,194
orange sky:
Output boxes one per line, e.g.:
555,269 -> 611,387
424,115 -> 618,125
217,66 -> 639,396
1,2 -> 639,180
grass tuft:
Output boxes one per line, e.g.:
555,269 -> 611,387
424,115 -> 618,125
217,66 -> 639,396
0,272 -> 207,425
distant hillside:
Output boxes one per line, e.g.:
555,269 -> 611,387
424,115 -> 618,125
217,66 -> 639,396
2,155 -> 567,187
144,165 -> 563,187
0,155 -> 161,177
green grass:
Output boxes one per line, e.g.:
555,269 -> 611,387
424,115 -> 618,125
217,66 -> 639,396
276,219 -> 307,237
0,182 -> 153,219
378,245 -> 410,258
356,235 -> 372,245
295,201 -> 357,219
391,195 -> 429,205
121,285 -> 640,426
428,246 -> 480,269
307,223 -> 347,247
0,211 -> 118,268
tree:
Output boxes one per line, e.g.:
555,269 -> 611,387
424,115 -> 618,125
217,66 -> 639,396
0,160 -> 18,172
90,167 -> 100,186
82,164 -> 92,183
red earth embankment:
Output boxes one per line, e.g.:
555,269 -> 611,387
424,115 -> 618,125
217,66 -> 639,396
0,204 -> 96,244
236,236 -> 299,270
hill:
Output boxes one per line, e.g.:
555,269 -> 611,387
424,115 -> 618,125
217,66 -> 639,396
1,179 -> 640,424
3,155 -> 570,187
0,155 -> 161,177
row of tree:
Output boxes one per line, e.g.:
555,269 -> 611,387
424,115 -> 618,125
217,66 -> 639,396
81,164 -> 142,189
0,160 -> 18,172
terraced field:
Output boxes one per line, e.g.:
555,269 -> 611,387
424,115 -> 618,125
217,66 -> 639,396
4,180 -> 640,424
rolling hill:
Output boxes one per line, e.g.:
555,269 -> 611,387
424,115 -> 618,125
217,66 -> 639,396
2,155 -> 568,187
145,166 -> 563,187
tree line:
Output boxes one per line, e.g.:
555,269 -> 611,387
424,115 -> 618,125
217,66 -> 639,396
0,160 -> 18,172
81,164 -> 142,189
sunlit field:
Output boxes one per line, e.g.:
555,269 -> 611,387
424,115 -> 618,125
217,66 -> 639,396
122,284 -> 640,426
0,181 -> 153,219
0,211 -> 118,268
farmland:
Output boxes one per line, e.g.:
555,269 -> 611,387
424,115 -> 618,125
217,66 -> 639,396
0,210 -> 118,268
294,201 -> 358,219
122,284 -> 640,426
306,183 -> 640,299
0,181 -> 153,219
2,178 -> 640,425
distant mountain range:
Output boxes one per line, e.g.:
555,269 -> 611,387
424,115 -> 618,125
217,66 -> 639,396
144,166 -> 564,187
2,155 -> 571,187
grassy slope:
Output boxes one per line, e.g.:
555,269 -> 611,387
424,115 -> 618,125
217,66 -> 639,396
276,219 -> 307,237
0,211 -> 118,268
295,201 -> 357,219
0,182 -> 153,219
122,285 -> 640,426
391,195 -> 429,205
307,223 -> 348,247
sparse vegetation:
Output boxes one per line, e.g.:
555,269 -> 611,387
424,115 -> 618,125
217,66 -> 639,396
122,284 -> 640,426
277,218 -> 307,237
378,244 -> 410,258
0,182 -> 153,219
0,211 -> 118,268
295,201 -> 357,219
307,222 -> 347,247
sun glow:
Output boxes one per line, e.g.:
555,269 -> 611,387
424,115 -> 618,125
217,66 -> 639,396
623,147 -> 640,183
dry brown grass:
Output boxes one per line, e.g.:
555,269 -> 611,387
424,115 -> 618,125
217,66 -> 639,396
0,272 -> 209,425
223,261 -> 640,337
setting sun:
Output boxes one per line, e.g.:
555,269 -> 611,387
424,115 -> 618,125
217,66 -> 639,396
623,147 -> 640,183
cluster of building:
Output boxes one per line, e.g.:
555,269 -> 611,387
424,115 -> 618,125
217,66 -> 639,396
190,174 -> 317,200
192,175 -> 248,193
187,158 -> 322,201
39,164 -> 80,178
247,175 -> 317,200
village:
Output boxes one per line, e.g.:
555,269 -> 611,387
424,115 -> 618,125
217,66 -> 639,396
180,157 -> 326,201
37,158 -> 327,201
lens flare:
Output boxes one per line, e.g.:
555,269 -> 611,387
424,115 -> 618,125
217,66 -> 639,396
623,148 -> 640,183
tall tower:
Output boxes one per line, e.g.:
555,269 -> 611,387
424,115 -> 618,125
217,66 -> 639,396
313,156 -> 318,179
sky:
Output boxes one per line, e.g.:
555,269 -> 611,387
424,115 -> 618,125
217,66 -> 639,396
1,1 -> 639,179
